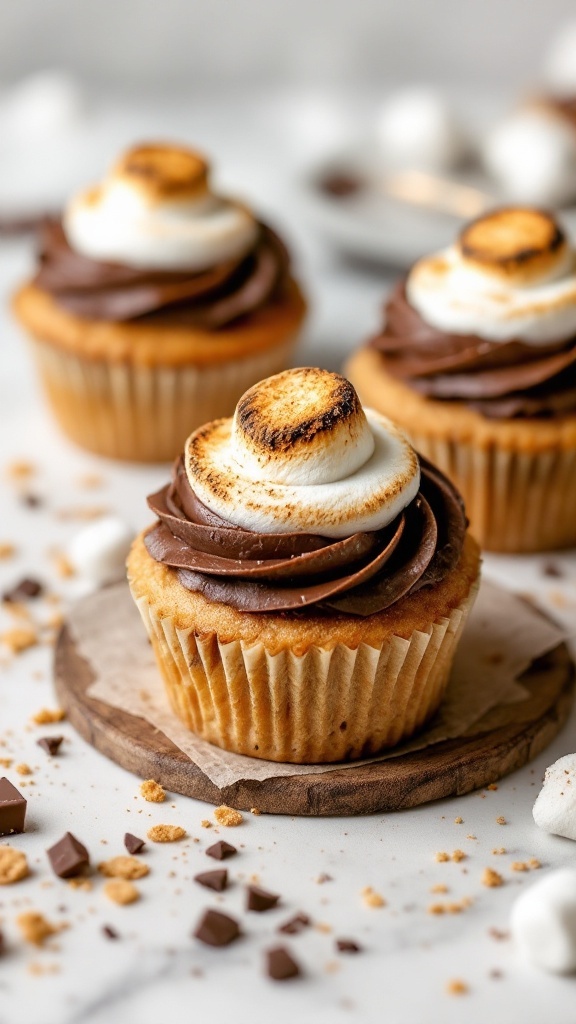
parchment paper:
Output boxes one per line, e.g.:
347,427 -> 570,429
66,580 -> 566,788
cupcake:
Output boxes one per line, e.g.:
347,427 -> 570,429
13,142 -> 307,462
346,208 -> 576,553
127,367 -> 480,764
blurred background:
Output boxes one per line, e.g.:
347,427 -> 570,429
2,0 -> 576,92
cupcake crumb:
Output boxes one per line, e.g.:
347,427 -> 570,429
482,868 -> 504,888
98,857 -> 149,880
32,708 -> 66,725
496,816 -> 507,825
0,543 -> 16,560
435,851 -> 450,863
1,627 -> 37,654
452,849 -> 466,862
361,886 -> 386,908
0,846 -> 29,884
454,816 -> 463,824
446,979 -> 469,996
201,820 -> 212,829
17,911 -> 61,946
104,880 -> 139,905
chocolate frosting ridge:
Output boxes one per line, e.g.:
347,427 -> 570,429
371,282 -> 576,418
34,219 -> 290,327
144,455 -> 466,616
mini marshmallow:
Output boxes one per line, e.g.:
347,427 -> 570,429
511,869 -> 576,974
376,87 -> 467,171
67,516 -> 134,586
533,753 -> 576,841
482,108 -> 576,208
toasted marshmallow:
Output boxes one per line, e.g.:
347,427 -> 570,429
482,107 -> 576,208
64,142 -> 258,271
185,368 -> 420,538
406,207 -> 576,344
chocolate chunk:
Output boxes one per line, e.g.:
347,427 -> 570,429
266,946 -> 301,980
336,938 -> 362,953
194,909 -> 240,947
102,925 -> 119,940
0,777 -> 27,836
124,833 -> 145,855
542,561 -> 564,578
194,869 -> 228,892
37,736 -> 63,756
47,831 -> 90,878
278,912 -> 310,935
206,840 -> 237,861
247,885 -> 280,912
3,577 -> 43,602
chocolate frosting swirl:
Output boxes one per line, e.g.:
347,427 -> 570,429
34,219 -> 290,326
143,455 -> 466,616
371,282 -> 576,418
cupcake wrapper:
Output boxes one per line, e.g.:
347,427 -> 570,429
27,336 -> 298,462
409,431 -> 576,553
132,581 -> 478,764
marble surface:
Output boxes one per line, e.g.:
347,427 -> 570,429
0,94 -> 575,1024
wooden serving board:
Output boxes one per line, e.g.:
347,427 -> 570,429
54,624 -> 575,817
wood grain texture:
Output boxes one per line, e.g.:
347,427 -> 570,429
54,627 -> 574,816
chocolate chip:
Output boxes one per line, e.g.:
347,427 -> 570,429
21,494 -> 43,509
336,938 -> 362,953
205,840 -> 237,861
124,833 -> 145,855
319,173 -> 363,198
37,736 -> 63,756
47,832 -> 90,878
266,946 -> 301,980
278,913 -> 310,935
102,925 -> 119,940
194,869 -> 228,892
542,561 -> 564,578
194,909 -> 240,947
0,777 -> 27,836
247,885 -> 280,912
3,577 -> 43,602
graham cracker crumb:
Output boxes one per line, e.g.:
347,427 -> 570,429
430,884 -> 449,894
511,861 -> 529,873
482,868 -> 504,888
214,805 -> 243,827
104,880 -> 139,905
496,816 -> 507,825
361,886 -> 386,908
486,784 -> 498,791
492,847 -> 506,855
98,856 -> 149,880
435,851 -> 450,863
6,461 -> 35,481
16,763 -> 32,776
0,846 -> 29,884
201,819 -> 212,828
446,979 -> 469,996
250,807 -> 262,816
428,903 -> 446,915
140,780 -> 165,803
32,708 -> 66,725
0,543 -> 16,559
0,758 -> 12,768
1,627 -> 37,654
529,858 -> 542,869
67,878 -> 92,891
452,849 -> 466,862
52,552 -> 75,579
17,911 -> 61,946
454,817 -> 463,824
147,824 -> 186,843
429,898 -> 471,915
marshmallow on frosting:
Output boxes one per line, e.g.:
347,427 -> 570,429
184,368 -> 420,538
406,207 -> 576,344
63,142 -> 258,271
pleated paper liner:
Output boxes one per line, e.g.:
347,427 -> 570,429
132,579 -> 478,764
27,335 -> 299,462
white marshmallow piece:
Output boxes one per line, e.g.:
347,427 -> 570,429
483,109 -> 576,208
376,87 -> 467,171
0,70 -> 82,146
543,22 -> 576,93
67,516 -> 134,586
511,869 -> 576,974
533,753 -> 576,841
